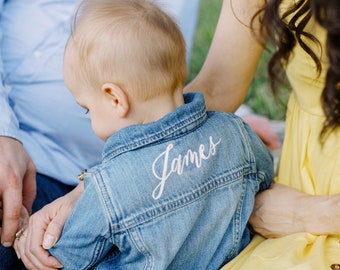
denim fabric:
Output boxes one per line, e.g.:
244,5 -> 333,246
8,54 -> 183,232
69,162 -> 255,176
0,174 -> 74,270
50,93 -> 274,270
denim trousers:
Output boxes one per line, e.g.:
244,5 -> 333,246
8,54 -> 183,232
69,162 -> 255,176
0,174 -> 74,270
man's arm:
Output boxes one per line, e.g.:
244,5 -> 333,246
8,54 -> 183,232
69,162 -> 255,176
0,1 -> 36,246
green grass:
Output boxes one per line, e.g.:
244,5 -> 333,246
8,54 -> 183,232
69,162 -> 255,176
188,0 -> 289,120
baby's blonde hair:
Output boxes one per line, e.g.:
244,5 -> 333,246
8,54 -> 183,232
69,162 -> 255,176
69,0 -> 187,101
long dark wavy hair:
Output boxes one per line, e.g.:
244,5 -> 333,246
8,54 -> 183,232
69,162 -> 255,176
252,0 -> 340,141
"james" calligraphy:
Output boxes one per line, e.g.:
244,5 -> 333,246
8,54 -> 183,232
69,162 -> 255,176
152,136 -> 222,200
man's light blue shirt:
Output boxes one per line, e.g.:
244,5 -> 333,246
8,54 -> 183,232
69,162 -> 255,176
0,0 -> 200,185
0,0 -> 103,185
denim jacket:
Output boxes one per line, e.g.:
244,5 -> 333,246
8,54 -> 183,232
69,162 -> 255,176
50,93 -> 274,270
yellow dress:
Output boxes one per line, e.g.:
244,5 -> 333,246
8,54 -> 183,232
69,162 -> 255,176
222,3 -> 340,270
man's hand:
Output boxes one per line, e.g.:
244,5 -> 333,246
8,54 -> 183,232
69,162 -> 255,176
0,136 -> 36,246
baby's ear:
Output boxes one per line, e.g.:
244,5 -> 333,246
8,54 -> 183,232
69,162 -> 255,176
101,83 -> 130,117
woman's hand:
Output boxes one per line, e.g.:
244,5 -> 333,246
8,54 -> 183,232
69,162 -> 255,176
250,183 -> 340,238
14,182 -> 84,269
249,183 -> 307,238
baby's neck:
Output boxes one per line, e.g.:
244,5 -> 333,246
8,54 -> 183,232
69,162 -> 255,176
133,93 -> 184,124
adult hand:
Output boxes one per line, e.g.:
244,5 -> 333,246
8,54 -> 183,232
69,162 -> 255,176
14,182 -> 84,270
250,183 -> 340,238
249,183 -> 308,238
0,136 -> 36,247
241,114 -> 282,151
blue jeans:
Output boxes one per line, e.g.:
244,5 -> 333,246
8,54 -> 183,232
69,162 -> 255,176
0,174 -> 74,270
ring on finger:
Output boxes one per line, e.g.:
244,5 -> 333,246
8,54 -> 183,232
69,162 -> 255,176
15,228 -> 25,240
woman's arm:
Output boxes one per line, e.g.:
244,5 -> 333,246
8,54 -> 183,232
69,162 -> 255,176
185,0 -> 266,112
250,183 -> 340,238
185,0 -> 282,150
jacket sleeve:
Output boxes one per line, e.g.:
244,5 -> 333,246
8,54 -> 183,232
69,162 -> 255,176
242,119 -> 275,191
49,179 -> 114,270
0,0 -> 21,140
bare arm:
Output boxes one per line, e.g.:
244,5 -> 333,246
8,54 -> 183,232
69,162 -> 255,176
185,0 -> 266,112
184,0 -> 283,151
250,183 -> 340,238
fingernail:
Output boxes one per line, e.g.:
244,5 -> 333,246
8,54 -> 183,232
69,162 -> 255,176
2,242 -> 12,248
43,234 -> 57,249
15,250 -> 21,259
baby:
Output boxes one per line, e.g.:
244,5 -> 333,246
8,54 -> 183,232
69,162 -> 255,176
47,0 -> 274,269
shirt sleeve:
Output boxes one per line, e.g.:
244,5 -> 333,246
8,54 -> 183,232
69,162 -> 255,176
49,179 -> 114,270
0,0 -> 20,140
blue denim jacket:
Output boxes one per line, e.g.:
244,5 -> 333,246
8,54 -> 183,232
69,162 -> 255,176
50,93 -> 273,270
